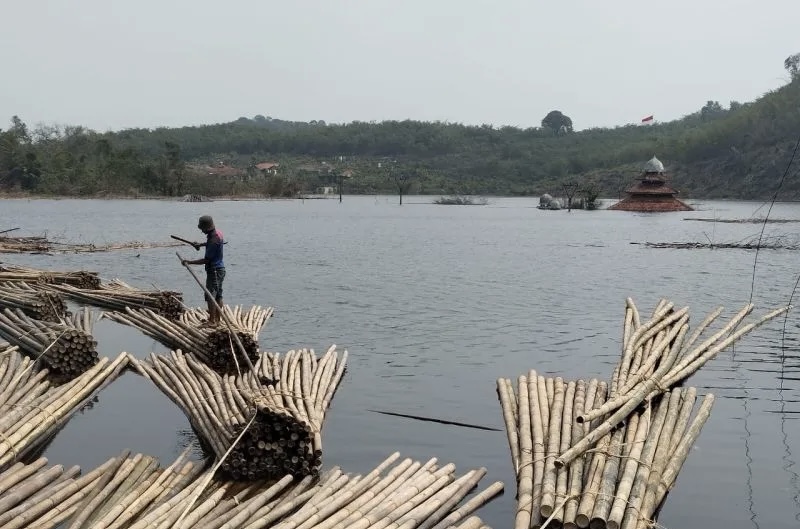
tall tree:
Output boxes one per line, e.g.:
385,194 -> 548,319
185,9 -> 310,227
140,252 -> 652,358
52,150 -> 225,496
541,110 -> 573,135
785,53 -> 800,79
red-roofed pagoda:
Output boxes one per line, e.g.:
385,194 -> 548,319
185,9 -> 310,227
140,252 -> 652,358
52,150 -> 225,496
608,156 -> 693,212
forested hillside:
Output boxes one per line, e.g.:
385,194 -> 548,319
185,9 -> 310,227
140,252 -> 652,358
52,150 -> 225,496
2,57 -> 799,200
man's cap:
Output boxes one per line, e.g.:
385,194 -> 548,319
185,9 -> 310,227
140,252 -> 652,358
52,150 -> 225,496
198,215 -> 214,230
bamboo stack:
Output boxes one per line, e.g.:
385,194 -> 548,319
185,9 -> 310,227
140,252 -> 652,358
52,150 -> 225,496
0,265 -> 101,289
0,282 -> 69,322
180,305 -> 274,341
497,298 -> 789,529
0,307 -> 100,382
103,306 -> 268,374
0,235 -> 51,254
128,346 -> 347,482
0,449 -> 500,529
43,279 -> 185,320
0,348 -> 129,471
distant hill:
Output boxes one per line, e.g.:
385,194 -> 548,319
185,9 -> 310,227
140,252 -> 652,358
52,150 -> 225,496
2,72 -> 799,199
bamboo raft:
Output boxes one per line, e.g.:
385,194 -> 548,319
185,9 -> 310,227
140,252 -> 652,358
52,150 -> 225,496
128,346 -> 346,482
0,307 -> 100,382
0,235 -> 183,255
180,305 -> 274,341
44,279 -> 185,320
0,347 -> 129,471
0,282 -> 69,322
0,449 -> 500,529
0,265 -> 101,289
497,298 -> 789,529
103,306 -> 271,374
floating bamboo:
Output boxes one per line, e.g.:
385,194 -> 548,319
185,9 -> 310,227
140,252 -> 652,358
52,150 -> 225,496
0,306 -> 100,382
497,297 -> 786,529
103,306 -> 270,374
0,449 -> 500,529
0,347 -> 129,471
0,282 -> 69,322
128,346 -> 347,482
44,279 -> 185,320
0,265 -> 101,289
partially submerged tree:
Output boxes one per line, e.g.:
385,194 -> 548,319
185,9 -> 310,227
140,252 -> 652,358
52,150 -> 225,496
562,181 -> 579,211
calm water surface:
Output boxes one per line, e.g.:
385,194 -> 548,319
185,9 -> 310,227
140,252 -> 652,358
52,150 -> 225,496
2,196 -> 800,529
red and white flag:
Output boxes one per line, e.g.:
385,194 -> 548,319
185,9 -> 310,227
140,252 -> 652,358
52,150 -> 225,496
641,115 -> 654,123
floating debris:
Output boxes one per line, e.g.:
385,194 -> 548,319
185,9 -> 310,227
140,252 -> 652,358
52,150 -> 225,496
128,346 -> 347,482
0,281 -> 69,322
497,298 -> 788,529
631,236 -> 800,250
44,279 -> 185,320
0,307 -> 100,382
104,305 -> 271,374
683,217 -> 800,224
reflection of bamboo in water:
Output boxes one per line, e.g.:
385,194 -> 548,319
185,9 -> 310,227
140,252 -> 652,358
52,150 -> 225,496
780,279 -> 800,521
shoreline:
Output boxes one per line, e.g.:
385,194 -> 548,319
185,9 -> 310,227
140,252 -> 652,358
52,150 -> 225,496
1,192 -> 797,203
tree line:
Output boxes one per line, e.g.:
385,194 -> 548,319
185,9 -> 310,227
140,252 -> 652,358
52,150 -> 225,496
2,55 -> 799,199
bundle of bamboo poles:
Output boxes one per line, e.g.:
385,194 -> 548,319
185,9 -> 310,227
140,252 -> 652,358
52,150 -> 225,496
180,305 -> 274,341
0,449 -> 500,529
0,235 -> 51,254
0,282 -> 69,322
0,265 -> 101,289
0,307 -> 99,382
128,346 -> 347,482
43,279 -> 185,320
0,348 -> 128,471
103,307 -> 263,374
497,298 -> 789,529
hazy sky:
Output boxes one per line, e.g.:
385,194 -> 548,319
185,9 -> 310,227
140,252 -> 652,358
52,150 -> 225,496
2,0 -> 798,132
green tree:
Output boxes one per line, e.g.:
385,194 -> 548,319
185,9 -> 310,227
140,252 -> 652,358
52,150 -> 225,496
784,53 -> 800,79
541,110 -> 573,135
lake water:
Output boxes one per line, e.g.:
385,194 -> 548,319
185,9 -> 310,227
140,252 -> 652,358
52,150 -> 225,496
2,195 -> 800,529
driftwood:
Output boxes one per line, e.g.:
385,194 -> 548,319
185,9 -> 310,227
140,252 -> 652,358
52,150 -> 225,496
498,297 -> 786,529
633,233 -> 800,250
683,217 -> 800,224
103,306 -> 271,374
128,346 -> 347,482
0,448 -> 500,529
0,307 -> 100,382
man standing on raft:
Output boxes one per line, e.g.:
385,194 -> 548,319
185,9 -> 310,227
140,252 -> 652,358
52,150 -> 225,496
181,215 -> 225,327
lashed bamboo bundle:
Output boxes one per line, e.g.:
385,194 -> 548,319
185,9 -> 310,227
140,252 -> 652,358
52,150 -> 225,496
0,305 -> 96,375
0,235 -> 51,254
497,298 -> 788,529
0,449 -> 500,529
0,265 -> 101,289
128,346 -> 347,481
180,305 -> 274,341
556,298 -> 788,468
0,306 -> 100,381
103,307 -> 263,374
43,279 -> 185,320
0,348 -> 128,471
0,282 -> 69,322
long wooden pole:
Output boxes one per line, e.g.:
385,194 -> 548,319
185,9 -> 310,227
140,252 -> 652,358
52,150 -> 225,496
176,252 -> 255,374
